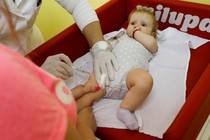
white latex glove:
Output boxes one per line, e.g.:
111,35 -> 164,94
91,41 -> 119,87
41,54 -> 73,80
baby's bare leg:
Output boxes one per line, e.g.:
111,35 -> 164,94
76,89 -> 105,112
117,68 -> 153,130
122,68 -> 153,111
76,73 -> 106,112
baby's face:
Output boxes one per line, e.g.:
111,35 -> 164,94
127,12 -> 154,37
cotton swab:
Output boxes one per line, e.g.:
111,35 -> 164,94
72,66 -> 107,90
99,74 -> 106,89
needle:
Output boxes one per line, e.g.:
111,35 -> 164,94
72,66 -> 91,74
72,66 -> 106,90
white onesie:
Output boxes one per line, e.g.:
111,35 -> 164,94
105,31 -> 153,99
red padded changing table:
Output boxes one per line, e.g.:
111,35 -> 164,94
27,0 -> 210,139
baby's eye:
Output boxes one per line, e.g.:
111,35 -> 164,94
142,23 -> 147,27
131,22 -> 135,25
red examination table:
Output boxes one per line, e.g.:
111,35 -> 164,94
27,0 -> 210,139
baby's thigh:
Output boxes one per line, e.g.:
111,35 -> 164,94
126,68 -> 153,89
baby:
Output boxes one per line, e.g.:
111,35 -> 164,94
105,5 -> 159,130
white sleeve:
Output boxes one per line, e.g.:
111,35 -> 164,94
56,0 -> 99,31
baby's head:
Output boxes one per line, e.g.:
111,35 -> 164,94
127,5 -> 159,38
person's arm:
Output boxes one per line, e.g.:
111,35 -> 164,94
82,21 -> 104,47
133,30 -> 158,53
64,107 -> 97,140
65,118 -> 96,140
56,0 -> 119,87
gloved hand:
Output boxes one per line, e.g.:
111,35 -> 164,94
91,41 -> 119,87
41,53 -> 73,80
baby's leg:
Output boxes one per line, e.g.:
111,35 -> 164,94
76,88 -> 106,112
122,68 -> 153,110
76,73 -> 106,112
117,68 -> 153,130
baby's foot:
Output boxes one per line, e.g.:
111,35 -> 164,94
116,108 -> 138,130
